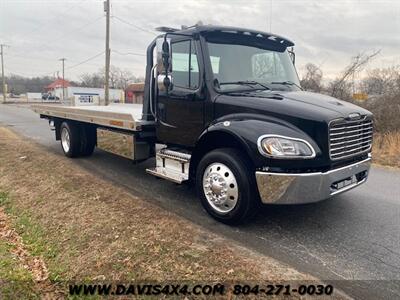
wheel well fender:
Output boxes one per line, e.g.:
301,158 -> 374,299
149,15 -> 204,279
189,127 -> 254,180
54,118 -> 96,142
189,116 -> 321,179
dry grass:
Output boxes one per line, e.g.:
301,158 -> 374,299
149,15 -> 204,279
372,132 -> 400,168
0,126 -> 337,298
0,204 -> 62,299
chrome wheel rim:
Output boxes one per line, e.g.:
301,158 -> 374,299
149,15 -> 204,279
202,162 -> 239,214
61,127 -> 70,153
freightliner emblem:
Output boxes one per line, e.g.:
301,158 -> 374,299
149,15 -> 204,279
347,112 -> 361,120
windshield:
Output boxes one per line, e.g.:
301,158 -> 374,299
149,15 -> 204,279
206,40 -> 300,92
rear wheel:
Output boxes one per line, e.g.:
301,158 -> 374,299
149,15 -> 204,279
60,122 -> 81,158
80,126 -> 96,157
196,148 -> 259,224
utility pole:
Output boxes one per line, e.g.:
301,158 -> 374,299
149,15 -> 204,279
104,0 -> 111,105
59,58 -> 66,102
1,44 -> 7,103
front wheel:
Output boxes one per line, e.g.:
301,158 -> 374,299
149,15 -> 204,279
196,148 -> 259,224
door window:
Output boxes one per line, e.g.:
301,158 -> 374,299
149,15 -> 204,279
171,40 -> 199,89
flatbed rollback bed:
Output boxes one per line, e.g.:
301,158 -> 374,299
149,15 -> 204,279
32,103 -> 150,132
32,103 -> 156,164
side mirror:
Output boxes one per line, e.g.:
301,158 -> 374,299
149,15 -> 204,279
156,37 -> 172,90
288,47 -> 295,65
157,74 -> 172,93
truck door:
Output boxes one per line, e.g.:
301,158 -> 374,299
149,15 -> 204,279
156,38 -> 204,147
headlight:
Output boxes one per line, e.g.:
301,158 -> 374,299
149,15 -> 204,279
257,135 -> 316,159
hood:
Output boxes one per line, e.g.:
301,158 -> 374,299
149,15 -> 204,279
215,90 -> 372,123
282,91 -> 371,118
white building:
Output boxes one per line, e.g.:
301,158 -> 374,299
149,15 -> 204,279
54,87 -> 125,105
26,93 -> 42,101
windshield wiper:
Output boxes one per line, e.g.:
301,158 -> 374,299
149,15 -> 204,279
270,81 -> 303,90
219,80 -> 271,90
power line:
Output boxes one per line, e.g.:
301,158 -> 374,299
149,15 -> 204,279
4,52 -> 101,68
4,68 -> 56,78
50,15 -> 104,44
5,63 -> 59,78
17,0 -> 90,40
66,51 -> 105,70
3,54 -> 59,77
6,49 -> 144,74
3,68 -> 34,78
112,16 -> 157,35
113,50 -> 146,57
5,51 -> 105,77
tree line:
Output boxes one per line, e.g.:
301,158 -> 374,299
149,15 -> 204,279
0,65 -> 144,94
300,50 -> 400,133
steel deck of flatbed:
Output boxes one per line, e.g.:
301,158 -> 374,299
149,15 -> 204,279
31,103 -> 145,131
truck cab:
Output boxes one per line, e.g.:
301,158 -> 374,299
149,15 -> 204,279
141,25 -> 372,222
34,25 -> 373,224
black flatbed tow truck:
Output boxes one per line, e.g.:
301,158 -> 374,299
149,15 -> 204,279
33,25 -> 373,224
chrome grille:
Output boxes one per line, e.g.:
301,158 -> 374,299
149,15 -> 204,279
329,117 -> 373,160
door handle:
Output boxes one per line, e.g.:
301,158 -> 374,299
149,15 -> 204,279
157,102 -> 166,120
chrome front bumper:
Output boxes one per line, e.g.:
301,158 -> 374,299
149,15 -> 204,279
256,157 -> 371,204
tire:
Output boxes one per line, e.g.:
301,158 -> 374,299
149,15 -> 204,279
196,148 -> 259,224
60,122 -> 81,158
80,125 -> 96,157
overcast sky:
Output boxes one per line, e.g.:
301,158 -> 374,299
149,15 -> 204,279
0,0 -> 399,81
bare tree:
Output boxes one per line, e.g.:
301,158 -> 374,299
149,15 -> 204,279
357,65 -> 400,133
329,50 -> 380,100
79,73 -> 104,88
360,66 -> 400,96
300,63 -> 323,92
108,66 -> 120,89
79,66 -> 141,89
252,54 -> 275,79
116,69 -> 135,90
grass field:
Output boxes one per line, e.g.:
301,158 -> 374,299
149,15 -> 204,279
1,127 -> 336,299
0,202 -> 39,299
372,132 -> 400,168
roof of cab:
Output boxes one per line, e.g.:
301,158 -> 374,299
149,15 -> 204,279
158,25 -> 294,48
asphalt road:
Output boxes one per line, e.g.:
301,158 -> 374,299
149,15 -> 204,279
1,104 -> 399,299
